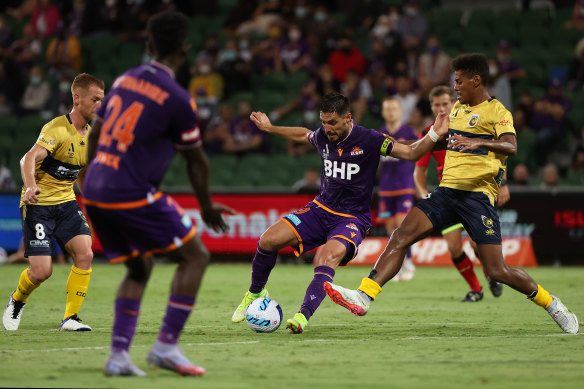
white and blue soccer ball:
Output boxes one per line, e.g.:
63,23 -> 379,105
245,297 -> 283,333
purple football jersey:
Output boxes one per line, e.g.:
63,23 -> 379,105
308,123 -> 393,225
377,124 -> 418,191
83,61 -> 201,203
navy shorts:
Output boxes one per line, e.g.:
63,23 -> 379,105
281,200 -> 369,265
416,187 -> 501,245
21,200 -> 91,257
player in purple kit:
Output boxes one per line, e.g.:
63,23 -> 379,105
231,92 -> 450,333
82,11 -> 233,377
377,97 -> 419,281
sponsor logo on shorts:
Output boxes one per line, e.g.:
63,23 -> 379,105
402,200 -> 413,209
30,239 -> 50,247
482,215 -> 495,235
350,147 -> 364,156
468,114 -> 480,127
345,223 -> 358,231
286,214 -> 302,226
294,207 -> 310,215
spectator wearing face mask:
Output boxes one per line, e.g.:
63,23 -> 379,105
217,39 -> 252,98
487,57 -> 513,111
417,36 -> 450,94
496,40 -> 526,82
48,73 -> 73,116
277,24 -> 312,73
327,35 -> 366,83
397,0 -> 429,53
19,65 -> 50,114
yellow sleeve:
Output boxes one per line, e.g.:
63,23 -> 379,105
494,106 -> 515,139
36,122 -> 62,154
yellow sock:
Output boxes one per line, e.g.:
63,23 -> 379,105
530,284 -> 552,309
357,277 -> 382,300
64,266 -> 92,320
12,268 -> 41,303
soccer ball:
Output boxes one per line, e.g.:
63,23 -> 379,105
245,297 -> 283,333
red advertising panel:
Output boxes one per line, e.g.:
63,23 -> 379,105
347,237 -> 538,267
81,193 -> 536,266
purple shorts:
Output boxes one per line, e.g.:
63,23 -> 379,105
281,200 -> 368,265
377,193 -> 414,221
84,193 -> 196,263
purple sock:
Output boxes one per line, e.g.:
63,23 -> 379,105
111,298 -> 141,352
300,265 -> 335,321
157,294 -> 195,344
249,243 -> 278,294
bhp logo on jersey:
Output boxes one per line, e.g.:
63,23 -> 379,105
324,160 -> 360,180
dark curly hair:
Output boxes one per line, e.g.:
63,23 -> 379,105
451,53 -> 489,85
147,11 -> 190,59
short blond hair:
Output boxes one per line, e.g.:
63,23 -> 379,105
71,73 -> 105,94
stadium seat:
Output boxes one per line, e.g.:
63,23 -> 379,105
467,9 -> 495,30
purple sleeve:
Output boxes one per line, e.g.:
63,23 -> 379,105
172,97 -> 201,149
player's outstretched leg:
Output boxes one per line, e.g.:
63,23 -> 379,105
286,265 -> 335,333
324,279 -> 374,316
232,243 -> 276,322
480,245 -> 578,334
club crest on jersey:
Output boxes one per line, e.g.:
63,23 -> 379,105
468,114 -> 480,127
345,223 -> 358,231
350,147 -> 364,156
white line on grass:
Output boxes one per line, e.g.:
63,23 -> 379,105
3,333 -> 578,354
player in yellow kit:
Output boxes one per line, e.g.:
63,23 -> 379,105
325,53 -> 579,334
3,73 -> 104,331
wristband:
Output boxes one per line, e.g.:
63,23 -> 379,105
427,125 -> 440,142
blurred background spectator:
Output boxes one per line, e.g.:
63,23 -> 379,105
0,0 -> 582,193
292,166 -> 320,194
19,65 -> 50,114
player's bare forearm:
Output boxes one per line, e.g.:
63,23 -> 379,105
183,146 -> 213,212
250,111 -> 310,143
87,119 -> 102,162
413,165 -> 429,198
76,167 -> 87,194
391,136 -> 439,161
447,134 -> 517,156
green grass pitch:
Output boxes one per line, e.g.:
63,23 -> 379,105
1,261 -> 583,389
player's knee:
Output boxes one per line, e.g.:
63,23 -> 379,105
258,234 -> 279,251
73,249 -> 93,269
126,259 -> 153,285
390,226 -> 414,250
30,265 -> 52,282
483,264 -> 507,282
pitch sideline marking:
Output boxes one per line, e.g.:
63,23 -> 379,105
3,334 -> 579,354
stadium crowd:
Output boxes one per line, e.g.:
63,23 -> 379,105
1,0 -> 583,191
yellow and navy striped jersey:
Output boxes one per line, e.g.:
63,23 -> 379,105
20,114 -> 90,207
440,98 -> 515,206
